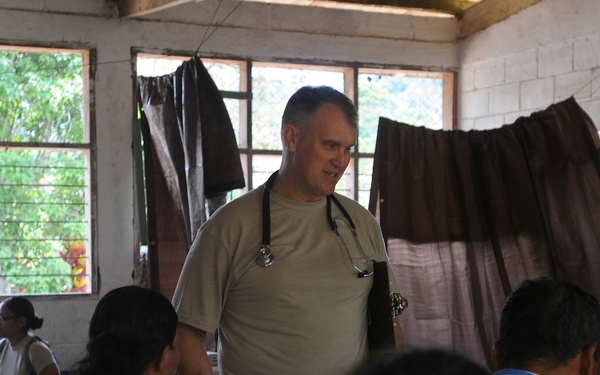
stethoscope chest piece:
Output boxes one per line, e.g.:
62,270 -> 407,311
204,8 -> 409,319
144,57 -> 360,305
256,244 -> 275,267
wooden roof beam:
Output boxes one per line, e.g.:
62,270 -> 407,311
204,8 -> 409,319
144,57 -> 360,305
459,0 -> 543,38
117,0 -> 202,18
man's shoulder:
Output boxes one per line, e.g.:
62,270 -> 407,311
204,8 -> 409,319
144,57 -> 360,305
331,192 -> 364,208
331,193 -> 374,218
202,187 -> 263,227
214,187 -> 262,213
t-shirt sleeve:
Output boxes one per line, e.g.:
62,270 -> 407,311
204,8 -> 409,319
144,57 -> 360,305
29,342 -> 57,374
172,229 -> 232,334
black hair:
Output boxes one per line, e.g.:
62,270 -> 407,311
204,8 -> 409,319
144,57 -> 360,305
281,85 -> 358,132
498,277 -> 600,369
353,348 -> 490,375
75,286 -> 178,375
2,296 -> 44,331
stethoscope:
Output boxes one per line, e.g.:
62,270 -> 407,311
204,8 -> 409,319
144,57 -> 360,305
256,171 -> 375,278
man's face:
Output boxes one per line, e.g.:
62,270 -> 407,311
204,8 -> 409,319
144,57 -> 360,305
287,103 -> 357,202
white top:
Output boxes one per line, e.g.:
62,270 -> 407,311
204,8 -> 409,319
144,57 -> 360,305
0,334 -> 57,375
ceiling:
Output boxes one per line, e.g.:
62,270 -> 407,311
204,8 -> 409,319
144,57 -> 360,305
117,0 -> 542,38
118,0 -> 482,17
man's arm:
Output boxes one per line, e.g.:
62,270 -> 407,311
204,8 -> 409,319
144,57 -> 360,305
177,323 -> 214,375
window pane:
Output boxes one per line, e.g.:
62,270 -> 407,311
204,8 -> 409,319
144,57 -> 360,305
0,48 -> 91,295
0,149 -> 90,294
358,71 -> 443,154
224,98 -> 241,147
252,154 -> 282,187
204,59 -> 241,92
252,67 -> 344,150
335,158 -> 355,199
0,51 -> 84,143
358,157 -> 373,207
137,56 -> 185,76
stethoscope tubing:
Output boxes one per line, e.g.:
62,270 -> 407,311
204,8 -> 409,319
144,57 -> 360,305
256,171 -> 373,277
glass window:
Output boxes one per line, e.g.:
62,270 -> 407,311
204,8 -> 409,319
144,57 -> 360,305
0,47 -> 93,295
136,55 -> 448,208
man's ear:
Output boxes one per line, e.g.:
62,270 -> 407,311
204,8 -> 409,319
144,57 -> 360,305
154,345 -> 170,373
579,342 -> 598,375
282,124 -> 299,151
492,341 -> 503,371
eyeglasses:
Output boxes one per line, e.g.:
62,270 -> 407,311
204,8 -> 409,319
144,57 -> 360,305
0,315 -> 18,322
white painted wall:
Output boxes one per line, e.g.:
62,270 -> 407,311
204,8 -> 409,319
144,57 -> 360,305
0,0 -> 459,371
458,0 -> 600,131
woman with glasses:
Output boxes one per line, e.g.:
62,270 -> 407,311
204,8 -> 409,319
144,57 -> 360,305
0,296 -> 60,375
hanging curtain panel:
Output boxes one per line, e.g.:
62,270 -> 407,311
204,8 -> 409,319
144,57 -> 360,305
137,56 -> 245,299
370,97 -> 600,369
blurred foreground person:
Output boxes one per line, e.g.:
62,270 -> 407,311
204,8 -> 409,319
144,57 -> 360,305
75,285 -> 180,375
493,277 -> 600,375
352,347 -> 489,375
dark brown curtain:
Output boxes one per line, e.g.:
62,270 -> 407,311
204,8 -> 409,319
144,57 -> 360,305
137,56 -> 245,300
369,97 -> 600,370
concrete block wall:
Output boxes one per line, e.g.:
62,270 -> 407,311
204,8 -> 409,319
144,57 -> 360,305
458,0 -> 600,131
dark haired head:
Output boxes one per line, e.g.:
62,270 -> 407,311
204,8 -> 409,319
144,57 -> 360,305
76,286 -> 178,375
1,296 -> 43,331
497,277 -> 600,370
281,85 -> 358,134
353,347 -> 489,375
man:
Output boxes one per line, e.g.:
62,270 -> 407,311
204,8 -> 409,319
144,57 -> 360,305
492,277 -> 600,375
173,85 -> 404,375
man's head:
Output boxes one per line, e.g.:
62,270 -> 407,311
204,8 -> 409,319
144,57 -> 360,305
277,86 -> 358,202
281,85 -> 358,134
494,277 -> 600,374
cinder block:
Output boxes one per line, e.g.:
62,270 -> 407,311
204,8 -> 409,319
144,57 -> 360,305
506,49 -> 537,83
460,66 -> 476,92
461,89 -> 489,119
520,77 -> 554,110
473,58 -> 505,89
473,114 -> 505,130
555,70 -> 593,101
574,35 -> 600,71
489,83 -> 520,114
538,43 -> 573,77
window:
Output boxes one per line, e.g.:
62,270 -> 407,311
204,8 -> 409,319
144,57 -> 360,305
137,55 -> 453,207
0,46 -> 94,295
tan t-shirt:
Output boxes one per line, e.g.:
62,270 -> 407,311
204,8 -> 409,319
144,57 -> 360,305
173,186 -> 400,375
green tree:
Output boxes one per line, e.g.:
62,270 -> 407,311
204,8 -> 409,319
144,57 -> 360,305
0,50 -> 86,294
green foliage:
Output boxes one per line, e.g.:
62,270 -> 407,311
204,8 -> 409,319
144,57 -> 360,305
358,74 -> 443,154
0,50 -> 87,294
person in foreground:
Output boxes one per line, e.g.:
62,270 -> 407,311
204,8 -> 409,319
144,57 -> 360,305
0,296 -> 60,375
352,347 -> 490,375
75,285 -> 180,375
173,85 -> 405,375
492,277 -> 600,375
